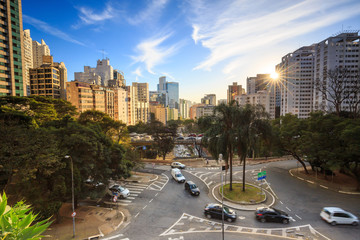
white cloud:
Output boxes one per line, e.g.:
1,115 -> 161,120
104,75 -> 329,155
126,0 -> 168,25
73,3 -> 116,28
187,0 -> 360,74
23,15 -> 85,46
132,67 -> 143,77
132,33 -> 181,74
161,72 -> 175,80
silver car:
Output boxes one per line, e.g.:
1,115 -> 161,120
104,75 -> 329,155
109,185 -> 130,199
320,207 -> 359,226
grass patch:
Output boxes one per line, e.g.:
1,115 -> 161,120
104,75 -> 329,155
220,183 -> 265,203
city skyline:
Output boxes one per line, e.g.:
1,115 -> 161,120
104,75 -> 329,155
23,0 -> 360,102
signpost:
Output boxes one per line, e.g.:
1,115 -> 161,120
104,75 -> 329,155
257,171 -> 267,195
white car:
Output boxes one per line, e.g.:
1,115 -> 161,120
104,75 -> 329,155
109,185 -> 130,199
171,168 -> 186,183
171,162 -> 186,169
320,207 -> 359,226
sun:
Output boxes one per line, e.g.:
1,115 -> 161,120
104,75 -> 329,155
270,72 -> 279,80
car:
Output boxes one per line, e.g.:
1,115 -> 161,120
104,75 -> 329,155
171,162 -> 186,169
108,185 -> 130,199
320,207 -> 359,226
197,134 -> 204,137
176,137 -> 184,140
204,203 -> 237,222
185,181 -> 200,196
255,207 -> 290,224
171,168 -> 186,183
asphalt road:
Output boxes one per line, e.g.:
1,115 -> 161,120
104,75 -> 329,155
103,160 -> 360,240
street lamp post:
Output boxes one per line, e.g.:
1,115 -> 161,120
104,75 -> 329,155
219,154 -> 224,240
65,155 -> 75,238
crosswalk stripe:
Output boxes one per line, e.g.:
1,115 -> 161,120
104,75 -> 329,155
129,191 -> 142,194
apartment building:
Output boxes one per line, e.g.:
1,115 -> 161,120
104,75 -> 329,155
201,94 -> 216,105
277,46 -> 315,118
236,90 -> 275,119
0,0 -> 25,96
75,59 -> 113,86
149,104 -> 167,125
113,87 -> 128,124
227,82 -> 245,103
313,31 -> 360,113
246,74 -> 270,94
23,29 -> 32,95
179,98 -> 191,119
32,39 -> 50,68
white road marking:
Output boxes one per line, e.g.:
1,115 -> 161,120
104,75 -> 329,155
129,191 -> 142,194
320,185 -> 328,189
143,205 -> 147,210
295,214 -> 302,220
203,177 -> 208,181
280,201 -> 283,204
306,180 -> 315,184
149,198 -> 153,203
155,193 -> 159,197
118,199 -> 132,203
130,194 -> 138,197
127,197 -> 135,200
135,212 -> 140,218
101,234 -> 124,240
207,181 -> 213,186
285,207 -> 291,211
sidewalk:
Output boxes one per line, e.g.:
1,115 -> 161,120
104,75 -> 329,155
45,171 -> 158,240
289,167 -> 360,195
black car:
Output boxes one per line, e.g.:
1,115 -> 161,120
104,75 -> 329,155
185,181 -> 200,196
255,207 -> 290,224
204,203 -> 237,222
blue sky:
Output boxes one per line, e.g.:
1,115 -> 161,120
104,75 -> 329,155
23,0 -> 360,103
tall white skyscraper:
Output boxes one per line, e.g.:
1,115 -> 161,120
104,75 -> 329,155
32,39 -> 50,68
75,59 -> 114,86
278,46 -> 315,118
23,29 -> 33,96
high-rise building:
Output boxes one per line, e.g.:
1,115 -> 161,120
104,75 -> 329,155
201,94 -> 216,105
113,87 -> 128,124
131,82 -> 149,124
246,74 -> 270,94
227,82 -> 245,103
278,46 -> 315,118
313,32 -> 360,113
217,99 -> 227,105
75,59 -> 114,86
23,29 -> 33,96
30,64 -> 61,99
32,39 -> 50,68
0,0 -> 25,96
179,99 -> 191,119
52,60 -> 67,100
149,104 -> 167,125
166,81 -> 179,109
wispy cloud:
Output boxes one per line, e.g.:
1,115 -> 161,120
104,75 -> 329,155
126,0 -> 168,25
132,67 -> 143,77
73,3 -> 116,28
131,33 -> 182,74
187,0 -> 360,73
161,72 -> 175,80
23,15 -> 85,46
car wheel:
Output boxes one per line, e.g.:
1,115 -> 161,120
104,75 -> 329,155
352,222 -> 358,226
331,221 -> 337,226
206,214 -> 212,219
227,218 -> 233,223
260,218 -> 266,223
282,219 -> 289,224
119,195 -> 124,199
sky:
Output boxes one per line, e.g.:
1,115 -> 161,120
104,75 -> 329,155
22,0 -> 360,103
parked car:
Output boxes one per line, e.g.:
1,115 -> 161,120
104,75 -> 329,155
204,203 -> 237,222
176,137 -> 184,140
255,207 -> 290,224
320,207 -> 359,226
108,185 -> 130,199
171,168 -> 186,183
171,162 -> 186,169
185,181 -> 200,196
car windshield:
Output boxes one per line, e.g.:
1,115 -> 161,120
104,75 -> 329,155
189,184 -> 197,189
223,207 -> 232,214
175,174 -> 183,177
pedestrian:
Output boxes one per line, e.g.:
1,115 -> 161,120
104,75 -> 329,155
206,159 -> 209,165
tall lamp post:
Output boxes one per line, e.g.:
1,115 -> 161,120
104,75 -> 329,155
65,155 -> 75,238
219,153 -> 224,240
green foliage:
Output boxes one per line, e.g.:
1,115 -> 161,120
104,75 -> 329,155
0,192 -> 52,240
149,121 -> 177,160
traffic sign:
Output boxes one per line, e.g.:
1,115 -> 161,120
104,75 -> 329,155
71,212 -> 76,217
113,195 -> 118,202
257,171 -> 267,180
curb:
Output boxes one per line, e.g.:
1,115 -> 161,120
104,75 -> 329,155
289,169 -> 360,195
211,182 -> 275,211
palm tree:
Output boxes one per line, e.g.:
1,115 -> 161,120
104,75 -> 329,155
200,102 -> 237,191
234,104 -> 271,191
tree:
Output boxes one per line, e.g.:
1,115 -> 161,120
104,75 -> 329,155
0,192 -> 52,240
234,104 -> 271,191
315,67 -> 360,117
272,114 -> 309,174
150,121 -> 176,160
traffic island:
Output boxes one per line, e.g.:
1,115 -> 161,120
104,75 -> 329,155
212,182 -> 275,211
219,183 -> 266,204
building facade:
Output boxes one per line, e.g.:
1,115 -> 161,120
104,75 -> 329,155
227,82 -> 245,103
278,46 -> 315,118
179,98 -> 191,119
75,59 -> 114,86
0,0 -> 25,96
23,29 -> 32,96
313,32 -> 360,113
29,64 -> 61,99
201,94 -> 216,105
32,39 -> 50,68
